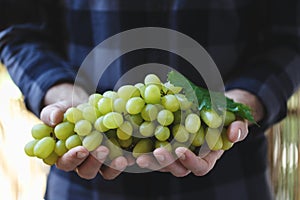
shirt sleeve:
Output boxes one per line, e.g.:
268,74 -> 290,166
225,1 -> 300,130
0,1 -> 76,116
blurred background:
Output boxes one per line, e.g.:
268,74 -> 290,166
0,63 -> 299,200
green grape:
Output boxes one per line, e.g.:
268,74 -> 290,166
200,109 -> 223,128
105,129 -> 117,139
94,116 -> 109,132
31,123 -> 53,139
221,128 -> 234,150
134,82 -> 143,88
43,152 -> 58,165
189,145 -> 196,152
103,90 -> 119,100
74,119 -> 92,136
163,82 -> 182,94
141,104 -> 158,121
175,94 -> 192,110
132,138 -> 154,158
144,74 -> 161,85
205,128 -> 223,150
155,141 -> 172,152
88,93 -> 103,107
105,137 -> 123,160
76,103 -> 91,111
144,84 -> 161,104
190,126 -> 205,147
126,97 -> 145,114
62,113 -> 68,122
125,114 -> 144,130
154,125 -> 170,141
223,111 -> 236,126
130,114 -> 144,125
82,105 -> 101,123
117,85 -> 140,101
184,109 -> 193,116
65,134 -> 82,149
65,107 -> 83,123
172,124 -> 189,143
103,112 -> 124,129
161,94 -> 180,112
139,121 -> 155,137
185,113 -> 201,134
82,130 -> 103,151
155,104 -> 164,112
172,141 -> 188,151
157,109 -> 174,126
54,140 -> 68,156
54,122 -> 76,144
33,137 -> 56,159
134,83 -> 146,98
116,121 -> 133,140
118,137 -> 133,148
173,110 -> 182,124
97,97 -> 113,115
24,139 -> 39,157
113,98 -> 127,113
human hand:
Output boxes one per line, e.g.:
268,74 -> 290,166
135,120 -> 246,177
135,89 -> 264,177
41,83 -> 133,180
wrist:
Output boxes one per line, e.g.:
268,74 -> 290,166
225,89 -> 265,123
43,83 -> 88,107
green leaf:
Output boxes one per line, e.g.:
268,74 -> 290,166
167,70 -> 256,124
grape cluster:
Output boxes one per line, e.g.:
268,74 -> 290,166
24,74 -> 236,166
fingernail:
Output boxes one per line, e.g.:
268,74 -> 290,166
155,154 -> 165,162
179,154 -> 186,160
175,148 -> 186,160
140,162 -> 149,168
96,151 -> 108,160
237,129 -> 242,141
77,151 -> 88,159
50,111 -> 56,125
115,159 -> 127,170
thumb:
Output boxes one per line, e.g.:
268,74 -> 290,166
40,101 -> 71,126
226,120 -> 248,143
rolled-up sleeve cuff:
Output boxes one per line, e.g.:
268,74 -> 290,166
26,68 -> 76,116
225,77 -> 287,130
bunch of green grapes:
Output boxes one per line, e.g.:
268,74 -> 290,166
24,73 -> 237,166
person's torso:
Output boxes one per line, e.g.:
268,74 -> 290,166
58,0 -> 266,92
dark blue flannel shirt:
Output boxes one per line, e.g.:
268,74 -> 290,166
1,0 -> 300,199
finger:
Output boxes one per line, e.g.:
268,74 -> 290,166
40,101 -> 71,126
226,120 -> 248,142
175,147 -> 223,176
76,146 -> 109,179
125,154 -> 136,166
56,146 -> 89,171
100,156 -> 128,180
153,148 -> 190,177
136,154 -> 163,171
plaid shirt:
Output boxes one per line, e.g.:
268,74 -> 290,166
1,0 -> 300,199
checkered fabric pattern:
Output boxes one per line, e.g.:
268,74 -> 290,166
1,0 -> 300,199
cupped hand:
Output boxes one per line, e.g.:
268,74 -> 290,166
136,119 -> 248,177
136,89 -> 264,177
41,83 -> 132,180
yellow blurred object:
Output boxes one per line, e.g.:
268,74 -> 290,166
267,89 -> 300,200
0,63 -> 49,200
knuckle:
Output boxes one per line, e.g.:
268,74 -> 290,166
55,163 -> 74,172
